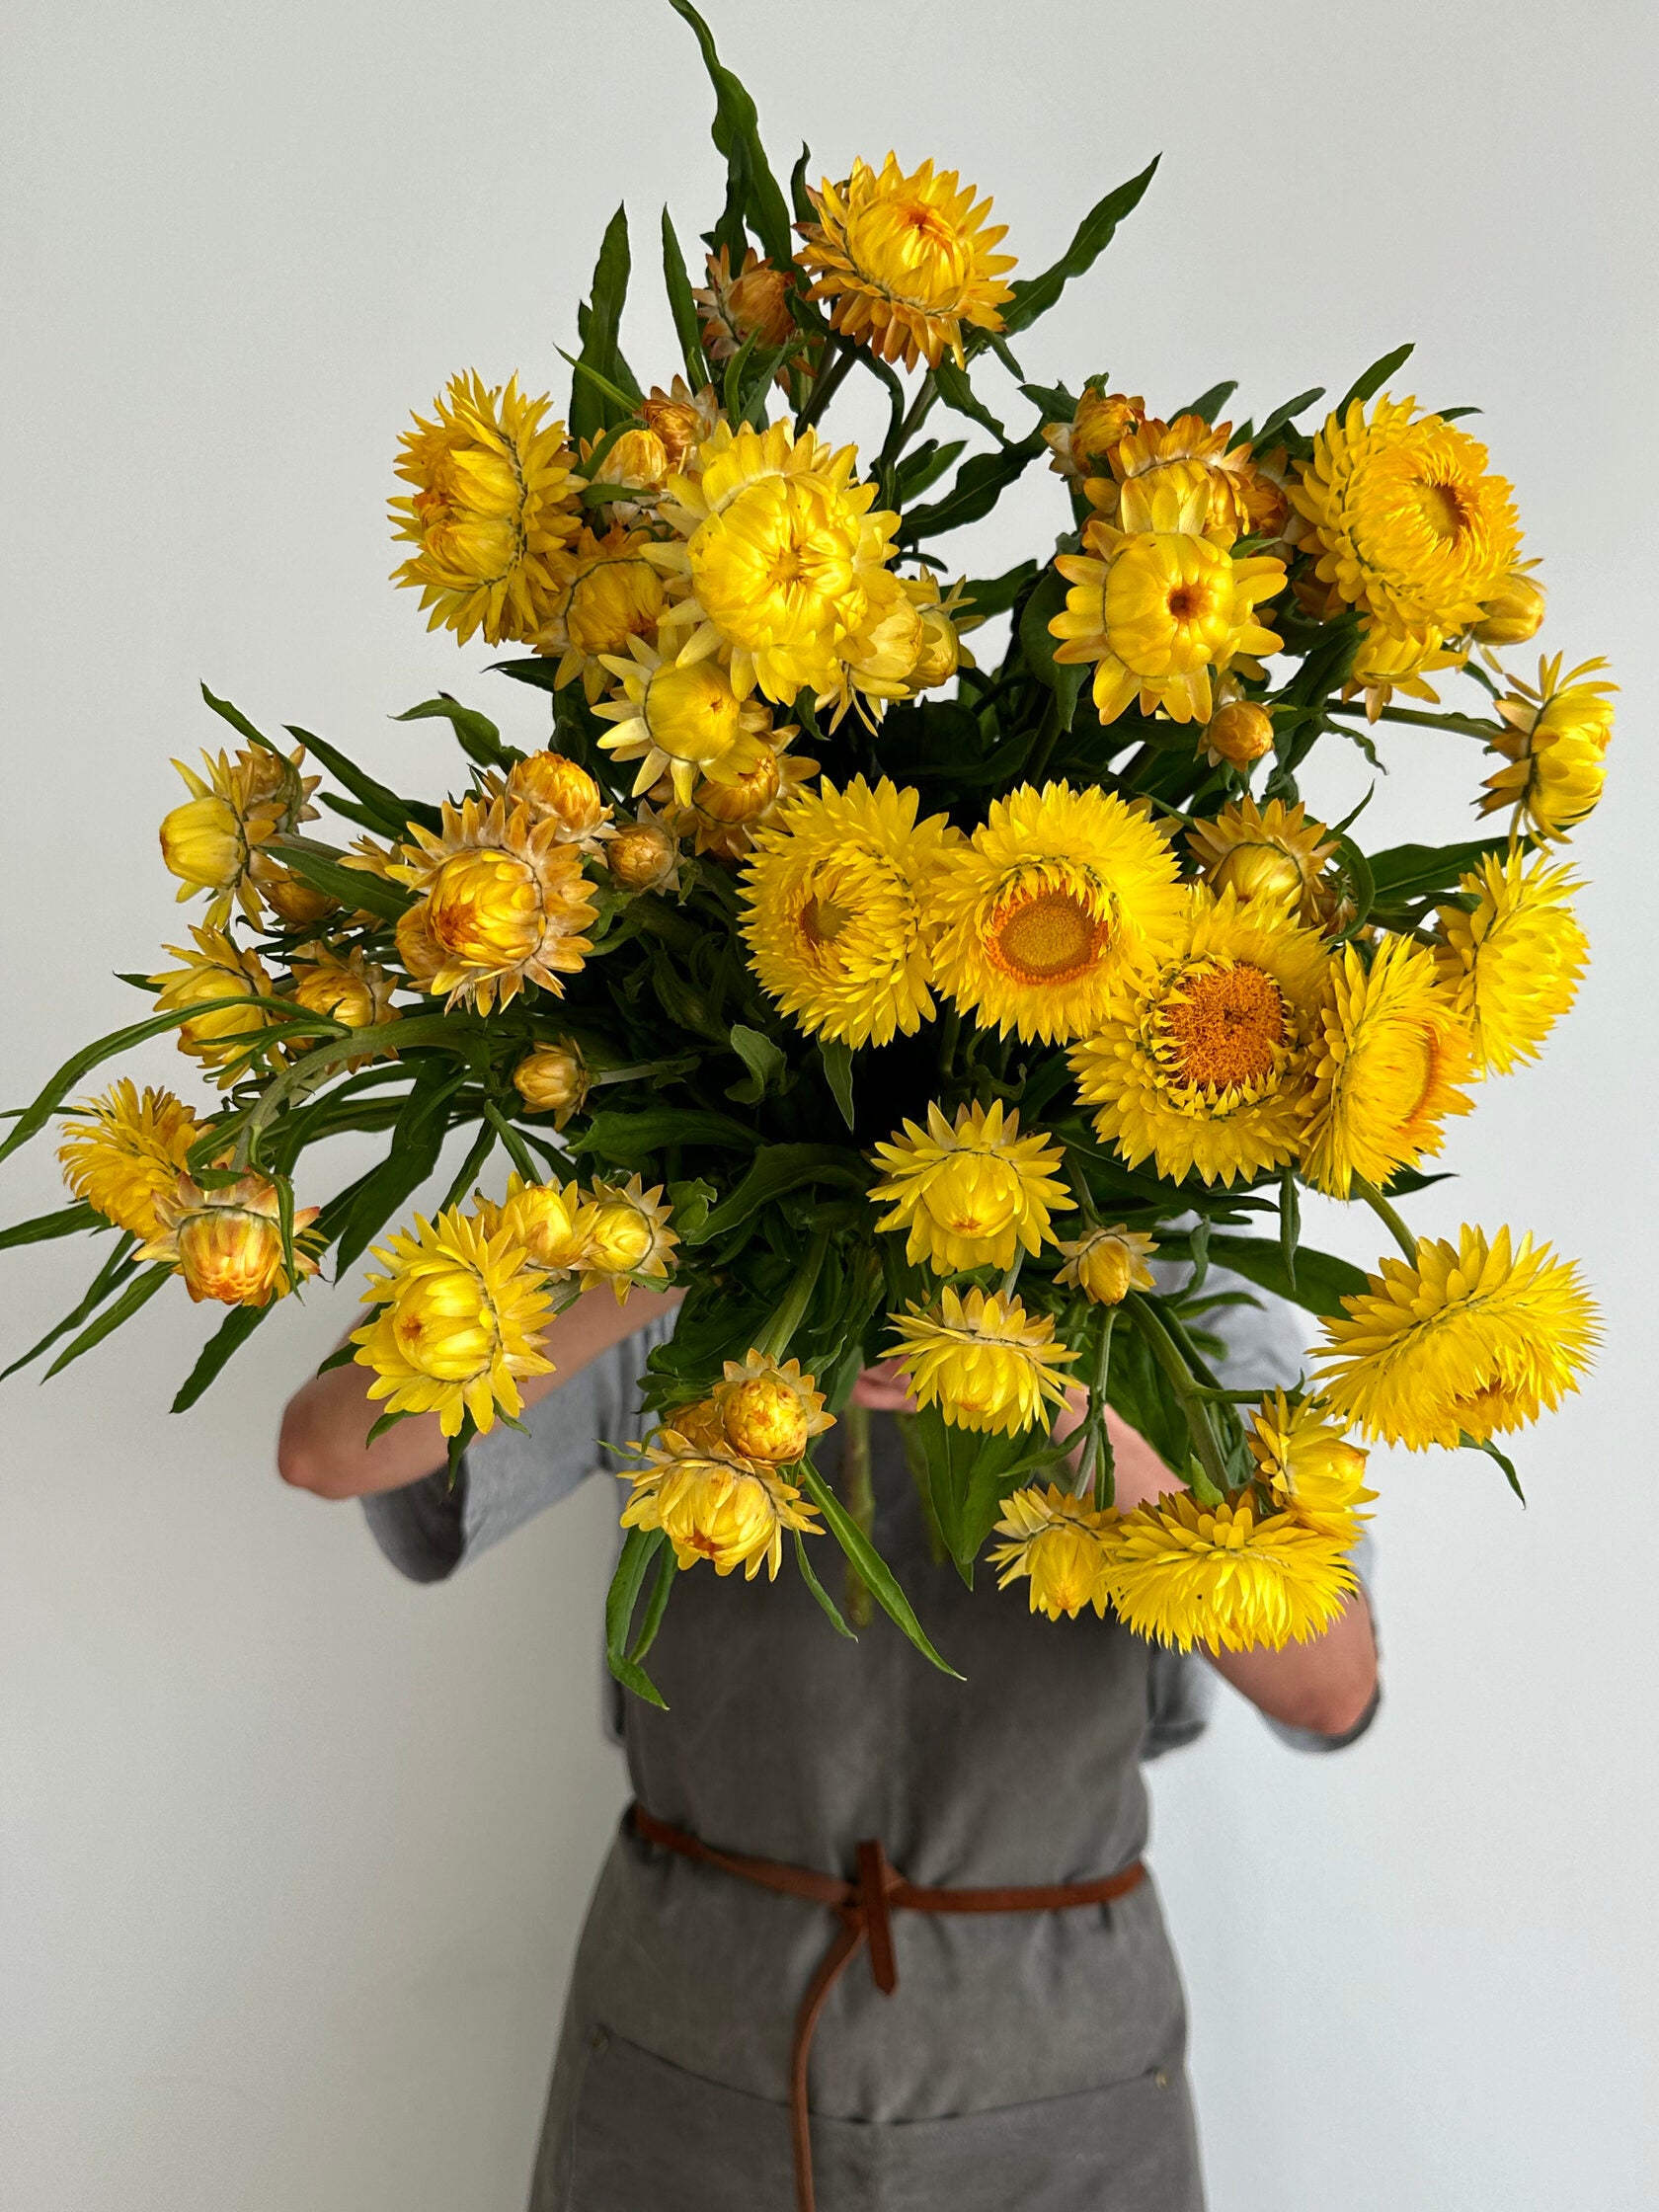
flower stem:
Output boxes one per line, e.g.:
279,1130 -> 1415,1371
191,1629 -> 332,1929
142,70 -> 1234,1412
756,1229 -> 830,1361
1351,1174 -> 1419,1263
839,1399 -> 874,1627
1123,1290 -> 1229,1503
1325,699 -> 1499,741
795,338 -> 856,434
1087,1308 -> 1117,1512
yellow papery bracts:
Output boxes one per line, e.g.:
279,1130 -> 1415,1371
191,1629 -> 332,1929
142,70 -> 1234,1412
988,1486 -> 1117,1620
1103,1493 -> 1359,1655
1435,850 -> 1588,1075
888,1286 -> 1078,1437
140,1171 -> 321,1307
57,1080 -> 206,1241
619,1428 -> 822,1579
869,1099 -> 1072,1275
1480,654 -> 1615,840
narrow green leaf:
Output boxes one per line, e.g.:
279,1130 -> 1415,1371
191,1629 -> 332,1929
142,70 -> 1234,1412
1180,380 -> 1237,423
628,1541 -> 679,1664
661,206 -> 711,389
0,1201 -> 102,1251
793,1526 -> 856,1639
954,559 -> 1039,620
1018,564 -> 1086,729
171,1303 -> 271,1412
439,1119 -> 497,1212
688,1144 -> 867,1244
727,1021 -> 787,1099
569,204 -> 639,444
796,1462 -> 960,1677
284,724 -> 440,836
819,1040 -> 854,1131
2,1236 -> 137,1382
789,143 -> 816,228
1279,1170 -> 1301,1298
1367,834 -> 1509,904
669,0 -> 795,267
1339,342 -> 1415,414
894,436 -> 968,505
268,836 -> 410,921
933,358 -> 1006,441
1249,386 -> 1326,447
330,1066 -> 468,1272
1002,159 -> 1159,335
605,1525 -> 671,1705
199,683 -> 271,749
392,693 -> 513,770
43,1263 -> 173,1378
572,1108 -> 760,1164
1204,1232 -> 1369,1318
1461,1431 -> 1525,1504
901,435 -> 1045,541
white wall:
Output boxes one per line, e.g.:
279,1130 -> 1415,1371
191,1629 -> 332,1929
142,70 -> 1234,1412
1,2 -> 1653,2205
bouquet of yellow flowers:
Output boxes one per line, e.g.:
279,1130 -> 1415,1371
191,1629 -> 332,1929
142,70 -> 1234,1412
2,3 -> 1604,1699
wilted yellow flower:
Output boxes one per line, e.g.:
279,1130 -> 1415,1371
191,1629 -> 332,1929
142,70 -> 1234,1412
1471,565 -> 1545,647
390,371 -> 580,645
869,1098 -> 1072,1274
1245,1391 -> 1376,1543
693,245 -> 800,364
1069,888 -> 1329,1186
710,1352 -> 834,1465
1343,618 -> 1466,722
1104,1492 -> 1358,1653
150,926 -> 276,1081
740,776 -> 960,1048
285,944 -> 400,1049
512,1040 -> 591,1127
796,153 -> 1016,370
1055,1224 -> 1158,1306
532,528 -> 670,700
57,1080 -> 206,1240
1435,849 -> 1589,1076
140,1171 -> 321,1306
988,1485 -> 1117,1620
888,1285 -> 1078,1437
1185,797 -> 1339,930
894,573 -> 979,694
1301,936 -> 1475,1199
575,1174 -> 677,1304
606,804 -> 683,896
389,794 -> 596,1014
1311,1224 -> 1599,1451
159,744 -> 318,929
927,781 -> 1186,1045
1051,477 -> 1286,726
1043,390 -> 1146,486
640,379 -> 724,473
1088,413 -> 1287,545
352,1206 -> 555,1438
619,1431 -> 821,1579
593,633 -> 773,804
1480,654 -> 1615,839
1201,698 -> 1275,770
1290,395 -> 1521,639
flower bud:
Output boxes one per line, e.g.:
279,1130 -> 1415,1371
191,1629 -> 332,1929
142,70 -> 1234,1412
1056,1225 -> 1158,1306
141,1172 -> 320,1306
506,751 -> 609,839
582,1200 -> 656,1275
597,426 -> 670,494
1210,842 -> 1306,908
1202,700 -> 1275,769
160,794 -> 246,897
1472,570 -> 1546,646
263,866 -> 339,927
721,1379 -> 811,1465
513,1041 -> 590,1126
607,818 -> 679,895
501,1178 -> 588,1272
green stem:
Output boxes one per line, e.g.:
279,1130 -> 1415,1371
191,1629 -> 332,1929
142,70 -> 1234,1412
1351,1174 -> 1420,1263
879,368 -> 938,470
795,338 -> 856,433
1087,1308 -> 1117,1512
631,895 -> 700,954
755,1229 -> 830,1360
1122,1291 -> 1229,1503
1325,699 -> 1498,741
481,1102 -> 538,1183
936,1008 -> 961,1082
839,1399 -> 874,1628
1023,693 -> 1064,787
1063,1150 -> 1100,1229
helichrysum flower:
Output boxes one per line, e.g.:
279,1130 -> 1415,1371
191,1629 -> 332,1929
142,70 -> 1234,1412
513,1041 -> 590,1127
496,750 -> 614,849
140,1171 -> 321,1306
1043,390 -> 1146,486
1289,395 -> 1521,639
605,805 -> 683,897
1301,936 -> 1475,1199
1479,654 -> 1615,840
150,925 -> 276,1081
888,1286 -> 1078,1437
1069,888 -> 1329,1187
389,794 -> 595,1014
1185,797 -> 1338,929
669,726 -> 818,861
740,776 -> 960,1048
619,1430 -> 822,1580
390,371 -> 580,645
1088,412 -> 1286,544
640,379 -> 724,473
1471,566 -> 1546,647
926,781 -> 1186,1046
1435,850 -> 1589,1076
1245,1392 -> 1376,1544
795,153 -> 1016,370
593,633 -> 775,804
1310,1224 -> 1599,1450
1055,1224 -> 1159,1306
1051,476 -> 1287,726
869,1098 -> 1072,1275
1201,698 -> 1276,771
693,246 -> 800,365
57,1080 -> 206,1240
1104,1492 -> 1358,1653
988,1485 -> 1117,1620
352,1206 -> 555,1438
710,1352 -> 834,1465
532,526 -> 670,700
159,744 -> 318,929
1343,617 -> 1465,722
574,1174 -> 677,1304
485,1172 -> 591,1276
284,944 -> 400,1053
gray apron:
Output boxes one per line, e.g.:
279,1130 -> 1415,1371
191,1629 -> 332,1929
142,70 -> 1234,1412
530,1413 -> 1204,2212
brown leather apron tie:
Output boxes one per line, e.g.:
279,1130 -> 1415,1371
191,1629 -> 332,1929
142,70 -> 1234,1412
628,1802 -> 1146,2212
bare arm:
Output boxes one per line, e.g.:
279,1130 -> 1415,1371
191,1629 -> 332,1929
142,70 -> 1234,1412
276,1285 -> 684,1501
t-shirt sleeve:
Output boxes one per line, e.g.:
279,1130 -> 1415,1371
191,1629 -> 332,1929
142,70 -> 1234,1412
360,1308 -> 675,1584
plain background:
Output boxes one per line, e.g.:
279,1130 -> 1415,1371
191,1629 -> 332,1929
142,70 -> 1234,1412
2,2 -> 1654,2205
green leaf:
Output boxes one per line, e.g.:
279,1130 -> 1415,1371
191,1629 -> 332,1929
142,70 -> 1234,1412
894,436 -> 968,506
329,1066 -> 468,1273
43,1263 -> 173,1378
911,1403 -> 1035,1579
1180,380 -> 1237,423
796,1462 -> 959,1677
901,436 -> 1045,542
392,693 -> 513,770
670,0 -> 794,267
1279,1170 -> 1301,1298
665,1176 -> 718,1244
727,1022 -> 787,1103
438,1119 -> 498,1212
1248,386 -> 1326,448
933,358 -> 1006,441
1001,159 -> 1159,335
1462,1430 -> 1525,1504
285,724 -> 440,836
171,1302 -> 272,1412
572,1108 -> 759,1164
1330,833 -> 1376,939
686,1144 -> 868,1244
1204,1232 -> 1370,1319
2,1235 -> 137,1382
793,1525 -> 856,1638
569,204 -> 639,445
789,144 -> 816,227
1018,564 -> 1087,730
628,1540 -> 679,1663
0,1201 -> 102,1251
955,559 -> 1039,620
819,1040 -> 854,1131
1367,834 -> 1510,905
269,836 -> 411,920
661,205 -> 711,389
605,1526 -> 671,1705
199,682 -> 272,749
1339,342 -> 1414,414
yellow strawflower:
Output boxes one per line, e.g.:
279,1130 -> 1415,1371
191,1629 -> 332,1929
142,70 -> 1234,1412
352,1206 -> 555,1438
389,794 -> 596,1014
988,1485 -> 1117,1620
495,750 -> 614,849
262,864 -> 340,929
1043,390 -> 1146,486
1069,888 -> 1329,1187
139,1171 -> 321,1306
1185,797 -> 1338,929
669,727 -> 818,861
1435,850 -> 1589,1075
1201,698 -> 1276,771
1289,395 -> 1521,638
285,944 -> 400,1053
926,781 -> 1186,1046
512,1040 -> 591,1127
1342,617 -> 1466,722
1480,654 -> 1615,840
1245,1391 -> 1376,1543
1471,565 -> 1546,647
710,1352 -> 834,1465
150,925 -> 276,1082
693,246 -> 800,364
1051,476 -> 1287,725
159,744 -> 317,929
1301,936 -> 1475,1199
532,524 -> 671,700
795,153 -> 1016,370
574,1174 -> 677,1303
869,1099 -> 1072,1275
640,379 -> 724,473
481,1171 -> 591,1276
619,1430 -> 822,1580
1104,1492 -> 1358,1653
1087,412 -> 1287,545
897,572 -> 979,694
740,776 -> 960,1048
605,804 -> 683,897
57,1080 -> 206,1240
1311,1224 -> 1599,1450
390,371 -> 580,645
888,1286 -> 1078,1437
1055,1224 -> 1159,1306
593,633 -> 774,804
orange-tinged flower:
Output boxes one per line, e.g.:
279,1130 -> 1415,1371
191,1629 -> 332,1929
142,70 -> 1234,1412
140,1172 -> 320,1306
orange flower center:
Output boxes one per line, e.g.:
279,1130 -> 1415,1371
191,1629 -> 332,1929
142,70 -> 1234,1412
1155,961 -> 1288,1091
986,885 -> 1110,985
